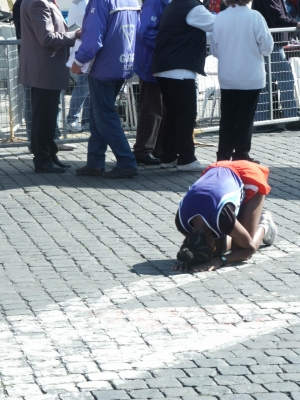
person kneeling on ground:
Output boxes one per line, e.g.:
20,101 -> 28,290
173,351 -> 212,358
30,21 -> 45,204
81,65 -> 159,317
174,160 -> 277,272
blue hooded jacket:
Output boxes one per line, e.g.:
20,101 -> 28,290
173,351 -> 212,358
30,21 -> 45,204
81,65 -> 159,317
133,0 -> 171,83
76,0 -> 140,80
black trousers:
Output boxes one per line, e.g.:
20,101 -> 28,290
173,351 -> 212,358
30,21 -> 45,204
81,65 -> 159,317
133,79 -> 164,159
157,77 -> 196,165
218,88 -> 261,159
31,87 -> 60,168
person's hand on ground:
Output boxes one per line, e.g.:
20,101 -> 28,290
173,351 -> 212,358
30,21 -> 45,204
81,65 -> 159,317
192,257 -> 223,272
173,263 -> 190,272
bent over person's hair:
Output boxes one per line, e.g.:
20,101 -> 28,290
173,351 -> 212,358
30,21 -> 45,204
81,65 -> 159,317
177,231 -> 214,270
224,0 -> 251,6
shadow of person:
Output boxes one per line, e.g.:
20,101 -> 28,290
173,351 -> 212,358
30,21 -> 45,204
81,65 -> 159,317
131,259 -> 185,277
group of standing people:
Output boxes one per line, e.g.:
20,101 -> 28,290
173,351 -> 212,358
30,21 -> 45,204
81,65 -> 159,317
16,0 -> 300,174
15,0 -> 281,271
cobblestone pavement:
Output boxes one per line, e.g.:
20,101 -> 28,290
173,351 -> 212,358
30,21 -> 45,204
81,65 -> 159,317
0,130 -> 300,400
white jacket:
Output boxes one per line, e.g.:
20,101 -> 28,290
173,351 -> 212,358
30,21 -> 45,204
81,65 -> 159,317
68,0 -> 88,27
211,5 -> 274,90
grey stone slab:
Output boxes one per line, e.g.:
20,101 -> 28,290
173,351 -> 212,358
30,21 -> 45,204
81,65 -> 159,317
152,368 -> 187,378
195,385 -> 233,395
217,366 -> 251,375
111,379 -> 148,390
227,384 -> 267,394
221,396 -> 254,400
183,368 -> 217,377
92,390 -> 130,400
264,382 -> 300,392
252,394 -> 291,400
146,377 -> 182,388
129,388 -> 164,398
161,387 -> 199,397
247,373 -> 283,384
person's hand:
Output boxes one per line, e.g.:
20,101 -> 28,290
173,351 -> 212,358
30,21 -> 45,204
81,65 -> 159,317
173,263 -> 191,272
192,257 -> 223,272
71,62 -> 82,74
75,28 -> 82,39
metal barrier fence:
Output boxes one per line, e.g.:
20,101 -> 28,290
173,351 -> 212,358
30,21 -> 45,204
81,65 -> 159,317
1,27 -> 300,146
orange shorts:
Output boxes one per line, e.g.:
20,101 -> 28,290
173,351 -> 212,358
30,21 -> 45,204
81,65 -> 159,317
202,160 -> 271,203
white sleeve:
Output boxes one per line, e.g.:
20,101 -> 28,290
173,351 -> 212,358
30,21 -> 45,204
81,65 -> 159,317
186,5 -> 215,32
210,28 -> 218,57
256,15 -> 274,56
67,3 -> 79,27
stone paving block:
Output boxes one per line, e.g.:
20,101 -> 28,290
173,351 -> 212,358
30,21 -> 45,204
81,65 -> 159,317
291,394 -> 300,400
183,367 -> 217,377
129,388 -> 165,398
194,359 -> 229,368
92,389 -> 130,399
5,384 -> 43,397
279,372 -> 300,381
58,394 -> 94,400
214,375 -> 250,385
111,379 -> 148,390
161,387 -> 199,397
246,373 -> 283,384
252,394 -> 291,400
146,377 -> 182,388
221,396 -> 254,400
227,383 -> 268,394
77,381 -> 112,390
181,397 -> 217,400
24,396 -> 59,400
179,376 -> 216,386
217,366 -> 251,375
86,372 -> 119,381
195,385 -> 233,395
264,382 -> 300,392
152,368 -> 187,378
42,384 -> 80,394
250,365 -> 283,374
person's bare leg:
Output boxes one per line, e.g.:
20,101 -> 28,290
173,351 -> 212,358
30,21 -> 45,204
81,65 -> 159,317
234,193 -> 266,251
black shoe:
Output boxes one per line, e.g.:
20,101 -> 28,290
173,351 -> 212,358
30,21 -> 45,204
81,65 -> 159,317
102,167 -> 138,178
76,165 -> 104,176
35,161 -> 67,173
136,154 -> 161,165
52,156 -> 71,169
216,151 -> 231,162
232,153 -> 260,164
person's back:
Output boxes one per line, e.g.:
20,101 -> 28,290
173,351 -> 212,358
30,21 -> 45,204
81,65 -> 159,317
77,0 -> 140,81
73,0 -> 141,178
152,0 -> 207,75
211,5 -> 273,90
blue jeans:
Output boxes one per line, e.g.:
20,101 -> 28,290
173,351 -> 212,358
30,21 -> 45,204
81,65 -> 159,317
67,73 -> 90,125
87,76 -> 137,170
255,45 -> 298,121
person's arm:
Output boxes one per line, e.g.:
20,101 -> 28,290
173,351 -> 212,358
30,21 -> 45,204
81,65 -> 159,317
186,5 -> 215,32
255,13 -> 274,56
210,26 -> 218,57
264,0 -> 298,27
192,220 -> 261,272
12,0 -> 22,39
137,0 -> 161,49
74,0 -> 108,65
29,0 -> 77,47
